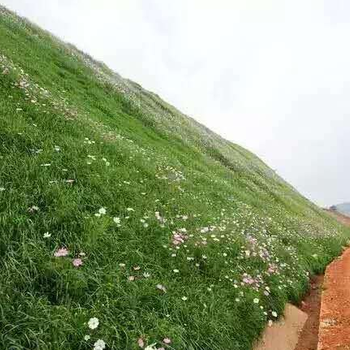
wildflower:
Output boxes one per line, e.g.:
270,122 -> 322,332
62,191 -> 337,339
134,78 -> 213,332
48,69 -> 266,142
113,217 -> 121,224
28,205 -> 39,213
93,339 -> 106,350
0,187 -> 5,191
133,266 -> 141,271
127,207 -> 134,211
98,207 -> 106,215
137,337 -> 145,348
144,344 -> 157,350
43,232 -> 51,238
143,272 -> 151,278
84,335 -> 91,341
156,284 -> 167,293
268,320 -> 273,327
181,296 -> 188,301
73,258 -> 83,267
54,247 -> 69,257
128,276 -> 135,281
54,145 -> 60,152
173,269 -> 179,273
66,179 -> 74,184
272,311 -> 278,318
88,317 -> 99,330
253,298 -> 259,304
163,338 -> 171,344
119,263 -> 126,268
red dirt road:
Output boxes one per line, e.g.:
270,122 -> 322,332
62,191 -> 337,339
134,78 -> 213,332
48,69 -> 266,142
318,248 -> 350,350
318,210 -> 350,350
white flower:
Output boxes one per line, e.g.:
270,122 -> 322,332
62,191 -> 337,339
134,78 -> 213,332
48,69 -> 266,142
43,232 -> 51,238
84,335 -> 91,341
143,272 -> 151,278
272,311 -> 278,318
54,145 -> 61,152
93,339 -> 106,350
144,344 -> 157,350
0,187 -> 5,191
88,317 -> 99,330
253,298 -> 259,304
268,320 -> 273,327
113,217 -> 121,224
126,207 -> 134,211
173,269 -> 179,273
181,296 -> 188,301
98,207 -> 106,215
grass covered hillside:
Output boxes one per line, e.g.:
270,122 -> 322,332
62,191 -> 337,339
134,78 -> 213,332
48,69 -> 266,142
0,5 -> 349,350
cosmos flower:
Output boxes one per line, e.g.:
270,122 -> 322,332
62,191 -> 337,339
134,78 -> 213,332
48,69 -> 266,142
156,284 -> 166,293
163,338 -> 171,344
93,339 -> 106,350
72,258 -> 83,267
99,207 -> 106,215
113,217 -> 121,224
137,337 -> 145,348
144,344 -> 157,350
54,247 -> 69,257
88,317 -> 99,330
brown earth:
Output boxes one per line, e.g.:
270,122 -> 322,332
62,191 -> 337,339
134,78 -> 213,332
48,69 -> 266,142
318,248 -> 350,350
317,209 -> 350,350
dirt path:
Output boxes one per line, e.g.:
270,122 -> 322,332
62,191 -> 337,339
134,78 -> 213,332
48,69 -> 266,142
295,210 -> 350,350
317,210 -> 350,350
318,248 -> 350,350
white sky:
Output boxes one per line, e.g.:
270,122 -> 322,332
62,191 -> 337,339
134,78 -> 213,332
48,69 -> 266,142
2,0 -> 350,206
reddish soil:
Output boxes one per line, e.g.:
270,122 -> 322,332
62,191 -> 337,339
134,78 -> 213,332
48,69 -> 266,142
317,209 -> 350,350
294,210 -> 350,350
318,248 -> 350,350
294,276 -> 324,350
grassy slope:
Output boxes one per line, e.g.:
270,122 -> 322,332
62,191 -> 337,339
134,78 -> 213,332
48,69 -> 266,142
0,6 -> 349,350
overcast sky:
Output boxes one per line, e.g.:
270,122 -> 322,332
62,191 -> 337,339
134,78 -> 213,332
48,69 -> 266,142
2,0 -> 350,206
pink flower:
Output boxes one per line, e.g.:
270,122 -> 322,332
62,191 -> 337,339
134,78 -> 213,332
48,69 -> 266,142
137,337 -> 144,348
54,247 -> 69,257
163,338 -> 171,344
73,258 -> 83,267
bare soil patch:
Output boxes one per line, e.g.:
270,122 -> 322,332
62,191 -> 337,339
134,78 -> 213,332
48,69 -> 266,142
318,248 -> 350,350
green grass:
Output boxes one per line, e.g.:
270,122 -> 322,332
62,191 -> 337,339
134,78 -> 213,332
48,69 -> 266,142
0,5 -> 349,350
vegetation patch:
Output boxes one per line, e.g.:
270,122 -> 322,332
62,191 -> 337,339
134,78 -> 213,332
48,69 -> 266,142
0,5 -> 349,350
